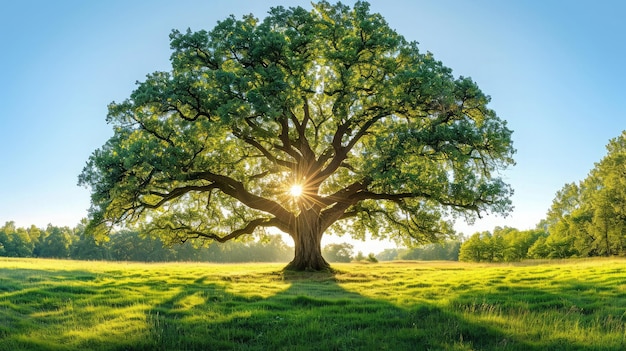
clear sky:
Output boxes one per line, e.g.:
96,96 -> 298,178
1,1 -> 625,253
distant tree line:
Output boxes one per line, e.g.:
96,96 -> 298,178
0,218 -> 459,263
0,220 -> 293,262
458,227 -> 547,262
375,241 -> 461,261
0,220 -> 385,263
322,243 -> 379,263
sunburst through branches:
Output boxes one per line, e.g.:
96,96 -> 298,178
289,184 -> 303,197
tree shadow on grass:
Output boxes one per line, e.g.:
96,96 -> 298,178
0,267 -> 167,350
142,270 -> 552,351
2,267 -> 620,350
451,281 -> 626,351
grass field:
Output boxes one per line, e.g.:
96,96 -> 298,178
0,258 -> 624,350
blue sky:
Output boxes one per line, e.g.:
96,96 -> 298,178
1,1 -> 625,252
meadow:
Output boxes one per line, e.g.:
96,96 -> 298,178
0,258 -> 624,350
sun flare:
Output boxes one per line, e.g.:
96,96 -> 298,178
289,184 -> 303,197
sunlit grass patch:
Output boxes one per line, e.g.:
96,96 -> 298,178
0,258 -> 625,350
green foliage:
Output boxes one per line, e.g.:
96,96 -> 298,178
1,259 -> 625,350
540,131 -> 626,258
0,222 -> 34,258
459,231 -> 488,262
322,242 -> 354,262
400,240 -> 461,261
375,248 -> 404,261
366,252 -> 378,262
78,1 -> 515,268
503,227 -> 545,261
71,220 -> 110,260
38,225 -> 73,258
0,221 -> 292,263
459,227 -> 547,262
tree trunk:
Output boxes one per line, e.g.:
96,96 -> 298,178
284,211 -> 330,271
604,221 -> 611,256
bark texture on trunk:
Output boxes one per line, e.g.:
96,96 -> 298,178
284,210 -> 331,271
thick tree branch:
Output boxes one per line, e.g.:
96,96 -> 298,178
153,217 -> 285,243
318,180 -> 370,230
319,179 -> 370,208
319,181 -> 486,231
291,100 -> 315,160
194,171 -> 295,222
316,108 -> 388,182
353,191 -> 481,213
233,129 -> 296,169
140,185 -> 219,209
134,117 -> 176,147
344,109 -> 386,151
275,115 -> 302,161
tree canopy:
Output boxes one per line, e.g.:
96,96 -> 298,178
79,1 -> 515,270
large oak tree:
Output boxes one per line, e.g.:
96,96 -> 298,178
79,1 -> 515,271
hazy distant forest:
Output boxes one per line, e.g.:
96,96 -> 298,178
0,220 -> 456,262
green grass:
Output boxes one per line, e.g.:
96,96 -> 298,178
0,258 -> 624,350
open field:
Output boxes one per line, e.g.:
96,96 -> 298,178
0,258 -> 624,350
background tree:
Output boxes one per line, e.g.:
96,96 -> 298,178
27,225 -> 43,257
248,234 -> 293,262
108,231 -> 172,262
79,1 -> 515,271
375,248 -> 405,261
71,219 -> 110,260
459,232 -> 488,262
0,222 -> 14,256
527,236 -> 548,259
39,225 -> 74,259
459,227 -> 546,262
539,131 -> 626,258
354,251 -> 366,262
584,133 -> 626,256
399,240 -> 461,261
0,221 -> 34,257
502,228 -> 546,261
11,228 -> 34,257
542,182 -> 590,257
322,243 -> 354,262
